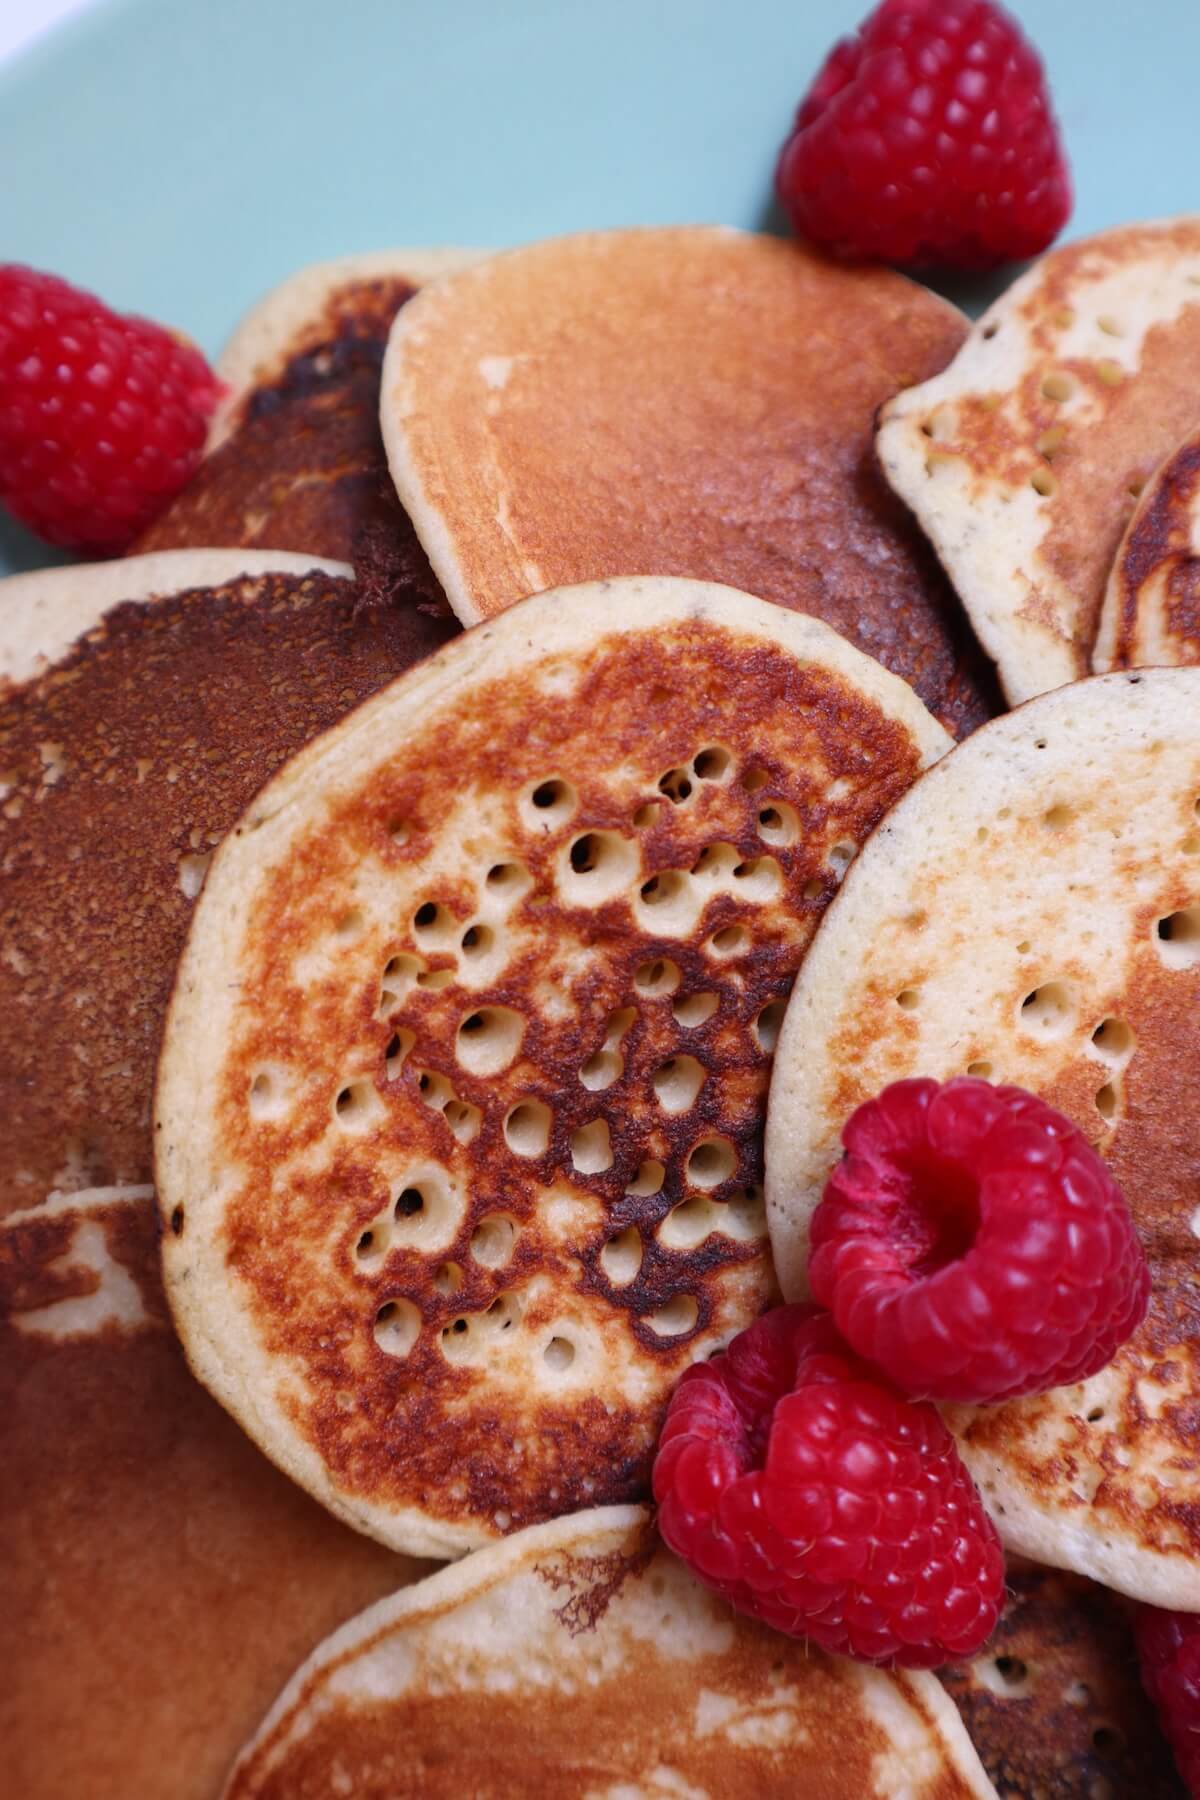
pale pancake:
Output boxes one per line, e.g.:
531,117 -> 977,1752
877,218 -> 1200,704
157,576 -> 950,1560
224,1507 -> 997,1800
765,668 -> 1200,1608
942,1561 -> 1183,1799
135,249 -> 480,569
381,226 -> 996,738
0,551 -> 453,1218
1094,422 -> 1200,670
0,1185 -> 418,1800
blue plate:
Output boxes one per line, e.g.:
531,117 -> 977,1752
1,0 -> 1197,575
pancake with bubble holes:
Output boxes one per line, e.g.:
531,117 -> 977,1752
765,667 -> 1200,1609
1094,421 -> 1200,672
134,249 -> 481,572
0,549 -> 454,1220
156,574 -> 950,1560
0,1184 -> 420,1800
941,1559 -> 1183,1800
223,1505 -> 998,1800
877,218 -> 1200,705
380,226 -> 996,739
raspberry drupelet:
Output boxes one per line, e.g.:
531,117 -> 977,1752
776,0 -> 1071,269
809,1077 -> 1150,1406
653,1304 -> 1004,1667
0,264 -> 221,554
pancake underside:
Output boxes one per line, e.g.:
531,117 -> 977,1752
0,1186 -> 413,1800
382,225 -> 993,738
765,667 -> 1200,1608
0,555 -> 450,1220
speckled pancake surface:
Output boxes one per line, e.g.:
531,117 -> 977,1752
135,249 -> 479,571
766,668 -> 1200,1608
0,1187 -> 417,1800
157,576 -> 949,1559
878,219 -> 1200,703
0,550 -> 453,1218
1095,422 -> 1200,671
942,1561 -> 1183,1799
224,1507 -> 997,1800
382,226 -> 995,738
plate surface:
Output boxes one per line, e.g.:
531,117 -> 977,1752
0,0 -> 1197,574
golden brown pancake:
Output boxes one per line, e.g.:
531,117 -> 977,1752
134,250 -> 477,574
0,550 -> 454,1219
766,667 -> 1200,1609
382,226 -> 996,738
0,1186 -> 419,1800
224,1507 -> 997,1800
156,576 -> 950,1559
942,1561 -> 1183,1799
878,218 -> 1200,703
1094,422 -> 1200,671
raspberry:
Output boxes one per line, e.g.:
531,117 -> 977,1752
1135,1606 -> 1200,1796
0,265 -> 221,554
809,1078 -> 1150,1405
775,0 -> 1072,270
652,1304 -> 1004,1667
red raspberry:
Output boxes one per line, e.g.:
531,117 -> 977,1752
652,1304 -> 1004,1667
809,1078 -> 1150,1405
775,0 -> 1072,269
0,265 -> 221,554
1135,1607 -> 1200,1797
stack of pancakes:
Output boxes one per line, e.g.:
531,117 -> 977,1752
5,221 -> 1197,1798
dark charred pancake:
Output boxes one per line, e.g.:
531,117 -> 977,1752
156,576 -> 950,1559
382,227 -> 997,739
134,252 -> 475,574
0,1187 -> 418,1800
879,218 -> 1200,703
223,1508 -> 996,1800
0,552 -> 454,1218
942,1562 -> 1183,1799
767,667 -> 1200,1610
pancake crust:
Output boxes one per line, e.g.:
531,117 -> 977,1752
382,226 -> 996,738
878,218 -> 1200,703
225,1507 -> 997,1800
157,576 -> 950,1559
1095,424 -> 1200,671
942,1562 -> 1183,1799
0,552 -> 453,1218
765,668 -> 1200,1608
0,1187 -> 417,1800
135,251 -> 476,572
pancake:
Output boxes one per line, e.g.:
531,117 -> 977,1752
0,549 -> 454,1218
1094,423 -> 1200,671
223,1506 -> 998,1800
156,575 -> 950,1559
877,218 -> 1200,704
381,226 -> 996,739
0,1184 -> 419,1800
134,249 -> 480,570
764,667 -> 1200,1609
942,1561 -> 1183,1799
